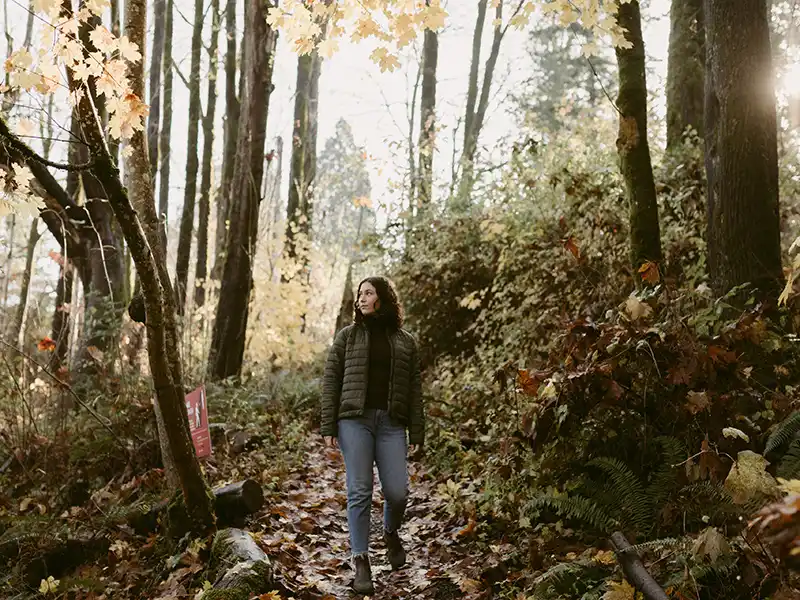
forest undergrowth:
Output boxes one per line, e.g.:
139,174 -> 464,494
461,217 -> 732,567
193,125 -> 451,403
2,130 -> 800,599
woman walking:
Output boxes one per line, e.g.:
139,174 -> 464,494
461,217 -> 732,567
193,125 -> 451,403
321,276 -> 425,595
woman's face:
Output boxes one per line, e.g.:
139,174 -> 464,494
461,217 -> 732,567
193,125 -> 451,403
358,282 -> 380,315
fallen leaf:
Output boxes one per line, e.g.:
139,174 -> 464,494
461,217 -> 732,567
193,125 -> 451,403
638,260 -> 660,284
603,579 -> 635,600
624,295 -> 652,321
685,390 -> 710,415
692,526 -> 730,563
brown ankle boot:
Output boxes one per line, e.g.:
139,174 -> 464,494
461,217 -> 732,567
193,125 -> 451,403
383,529 -> 406,570
352,554 -> 374,595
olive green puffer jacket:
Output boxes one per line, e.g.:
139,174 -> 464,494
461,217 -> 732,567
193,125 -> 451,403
321,323 -> 424,446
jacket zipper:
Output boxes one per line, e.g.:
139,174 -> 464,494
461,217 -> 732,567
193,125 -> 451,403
388,329 -> 395,417
361,324 -> 370,416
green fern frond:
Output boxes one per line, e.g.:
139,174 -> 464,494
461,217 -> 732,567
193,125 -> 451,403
646,436 -> 685,507
587,457 -> 651,533
766,411 -> 800,453
690,556 -> 739,584
528,495 -> 617,533
628,536 -> 689,555
532,560 -> 610,598
777,438 -> 800,479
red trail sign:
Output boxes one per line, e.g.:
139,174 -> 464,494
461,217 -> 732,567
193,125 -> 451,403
185,386 -> 211,458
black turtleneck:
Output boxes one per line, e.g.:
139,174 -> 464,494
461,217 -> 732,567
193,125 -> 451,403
365,316 -> 391,410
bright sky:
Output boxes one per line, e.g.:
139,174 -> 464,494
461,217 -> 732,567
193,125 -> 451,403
0,0 -> 672,231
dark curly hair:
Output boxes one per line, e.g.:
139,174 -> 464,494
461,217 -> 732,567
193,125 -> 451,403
354,276 -> 405,330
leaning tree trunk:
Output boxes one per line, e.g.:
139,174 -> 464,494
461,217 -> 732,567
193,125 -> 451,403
283,47 -> 322,267
208,0 -> 277,380
614,0 -> 662,272
211,0 -> 240,282
157,0 -> 174,253
115,0 -> 215,528
174,0 -> 205,315
2,215 -> 16,327
666,0 -> 704,150
704,0 -> 782,298
7,218 -> 41,347
195,0 -> 220,310
416,10 -> 438,215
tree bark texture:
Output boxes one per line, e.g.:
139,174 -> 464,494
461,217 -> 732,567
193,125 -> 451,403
115,0 -> 215,530
457,0 -> 505,206
704,0 -> 782,297
614,0 -> 662,271
284,47 -> 323,265
208,0 -> 277,380
416,16 -> 438,214
211,0 -> 240,282
174,0 -> 206,315
64,23 -> 126,365
610,532 -> 669,600
157,0 -> 175,253
335,261 -> 354,334
7,218 -> 40,347
666,0 -> 704,150
147,0 -> 166,179
50,260 -> 73,371
195,0 -> 220,309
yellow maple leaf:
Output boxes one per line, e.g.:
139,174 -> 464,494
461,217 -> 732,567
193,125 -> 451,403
603,579 -> 635,600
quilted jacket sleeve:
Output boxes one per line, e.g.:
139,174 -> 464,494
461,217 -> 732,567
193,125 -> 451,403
321,327 -> 348,437
408,336 -> 425,446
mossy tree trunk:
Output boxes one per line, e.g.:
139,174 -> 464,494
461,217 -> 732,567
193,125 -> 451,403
195,0 -> 221,309
704,0 -> 782,298
614,0 -> 662,273
174,0 -> 205,315
211,0 -> 240,282
666,0 -> 705,150
208,0 -> 277,380
284,44 -> 323,268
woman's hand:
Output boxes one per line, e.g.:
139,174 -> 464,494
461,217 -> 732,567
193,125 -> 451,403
324,436 -> 338,449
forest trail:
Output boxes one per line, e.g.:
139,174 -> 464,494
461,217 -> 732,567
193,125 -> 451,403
253,438 -> 484,599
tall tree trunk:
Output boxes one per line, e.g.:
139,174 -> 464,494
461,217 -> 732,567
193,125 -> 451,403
147,0 -> 167,180
2,215 -> 16,327
704,0 -> 782,297
335,261 -> 354,334
666,0 -> 705,150
174,0 -> 205,314
195,0 -> 220,310
283,48 -> 322,267
50,261 -> 73,369
407,61 -> 421,229
108,0 -> 121,163
7,219 -> 40,347
416,15 -> 438,215
211,0 -> 240,282
463,0 -> 487,162
158,0 -> 175,253
208,0 -> 277,380
120,0 -> 215,528
457,0 -> 508,206
64,8 -> 127,368
615,0 -> 662,272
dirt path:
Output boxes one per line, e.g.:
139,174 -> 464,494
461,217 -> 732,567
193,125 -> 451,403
252,438 -> 480,599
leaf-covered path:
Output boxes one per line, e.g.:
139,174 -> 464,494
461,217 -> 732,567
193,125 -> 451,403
253,437 -> 491,599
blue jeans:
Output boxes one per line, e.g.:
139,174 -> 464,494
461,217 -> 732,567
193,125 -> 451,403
338,409 -> 408,556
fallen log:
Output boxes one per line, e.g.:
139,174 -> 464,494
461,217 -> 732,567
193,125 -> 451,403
610,531 -> 669,600
214,480 -> 264,527
125,479 -> 264,535
203,528 -> 272,600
